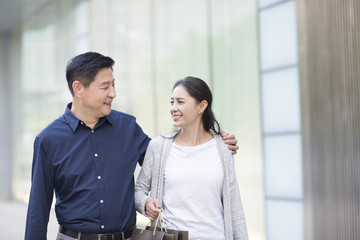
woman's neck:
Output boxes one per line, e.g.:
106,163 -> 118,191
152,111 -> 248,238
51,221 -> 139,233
174,125 -> 213,147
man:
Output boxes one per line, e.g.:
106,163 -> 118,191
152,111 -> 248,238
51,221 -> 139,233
25,52 -> 238,240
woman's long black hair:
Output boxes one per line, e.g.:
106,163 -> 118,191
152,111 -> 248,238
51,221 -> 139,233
173,76 -> 221,134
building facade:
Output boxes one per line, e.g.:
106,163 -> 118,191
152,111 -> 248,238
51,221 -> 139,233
0,0 -> 359,239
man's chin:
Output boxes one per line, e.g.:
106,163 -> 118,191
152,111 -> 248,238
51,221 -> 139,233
101,109 -> 112,117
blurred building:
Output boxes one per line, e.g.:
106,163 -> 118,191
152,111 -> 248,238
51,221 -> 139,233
0,0 -> 359,240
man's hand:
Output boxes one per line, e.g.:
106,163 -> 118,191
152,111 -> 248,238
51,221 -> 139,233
220,130 -> 239,155
145,197 -> 161,221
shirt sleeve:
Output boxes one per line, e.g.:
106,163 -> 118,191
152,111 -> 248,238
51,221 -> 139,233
25,136 -> 54,240
134,121 -> 151,166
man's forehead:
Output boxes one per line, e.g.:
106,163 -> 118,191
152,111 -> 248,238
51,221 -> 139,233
100,79 -> 115,84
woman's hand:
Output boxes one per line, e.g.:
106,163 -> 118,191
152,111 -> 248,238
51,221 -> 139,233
145,197 -> 161,221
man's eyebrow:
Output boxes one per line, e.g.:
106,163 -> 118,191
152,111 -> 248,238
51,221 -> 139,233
100,79 -> 115,86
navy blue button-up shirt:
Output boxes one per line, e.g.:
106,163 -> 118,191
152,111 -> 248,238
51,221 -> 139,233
25,103 -> 151,240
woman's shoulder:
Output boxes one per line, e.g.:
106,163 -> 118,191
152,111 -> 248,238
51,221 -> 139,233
149,135 -> 165,145
213,133 -> 233,157
213,133 -> 226,146
148,132 -> 177,147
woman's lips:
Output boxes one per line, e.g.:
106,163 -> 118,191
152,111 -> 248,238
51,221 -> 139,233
172,115 -> 181,121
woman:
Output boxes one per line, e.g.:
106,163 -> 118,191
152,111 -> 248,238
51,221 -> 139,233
135,76 -> 248,240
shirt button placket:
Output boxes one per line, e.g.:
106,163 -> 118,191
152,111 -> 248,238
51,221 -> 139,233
94,152 -> 104,229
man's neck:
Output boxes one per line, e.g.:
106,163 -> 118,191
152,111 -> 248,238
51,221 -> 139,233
70,101 -> 99,129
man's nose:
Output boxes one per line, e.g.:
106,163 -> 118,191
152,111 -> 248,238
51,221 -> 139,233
109,86 -> 116,98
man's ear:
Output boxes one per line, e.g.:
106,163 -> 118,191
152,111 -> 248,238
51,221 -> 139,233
72,80 -> 83,97
199,100 -> 208,114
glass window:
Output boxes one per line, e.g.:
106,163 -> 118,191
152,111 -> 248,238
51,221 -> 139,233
261,67 -> 301,133
12,1 -> 75,201
259,1 -> 298,70
258,0 -> 284,9
266,200 -> 304,240
8,1 -> 264,238
264,134 -> 303,199
75,0 -> 90,54
109,0 -> 155,135
153,0 -> 209,132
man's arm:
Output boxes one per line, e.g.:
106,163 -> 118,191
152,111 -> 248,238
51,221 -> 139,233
134,120 -> 152,166
220,130 -> 239,155
25,137 -> 54,240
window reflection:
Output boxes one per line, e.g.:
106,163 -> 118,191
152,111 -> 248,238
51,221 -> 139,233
10,0 -> 262,238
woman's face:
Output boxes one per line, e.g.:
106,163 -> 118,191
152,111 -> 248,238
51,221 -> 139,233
170,85 -> 203,129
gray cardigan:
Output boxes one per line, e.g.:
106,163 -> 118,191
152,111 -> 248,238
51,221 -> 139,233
135,132 -> 248,240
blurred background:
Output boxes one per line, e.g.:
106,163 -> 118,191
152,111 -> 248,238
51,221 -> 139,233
0,0 -> 359,239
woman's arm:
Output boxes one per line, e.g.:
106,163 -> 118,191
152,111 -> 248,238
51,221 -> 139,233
227,153 -> 248,240
135,142 -> 155,215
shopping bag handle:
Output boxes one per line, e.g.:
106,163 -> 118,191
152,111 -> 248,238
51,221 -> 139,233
145,208 -> 175,236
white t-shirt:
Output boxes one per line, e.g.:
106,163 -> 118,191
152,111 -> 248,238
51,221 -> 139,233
162,138 -> 225,240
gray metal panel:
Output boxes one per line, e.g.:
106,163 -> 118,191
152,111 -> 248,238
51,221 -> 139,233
0,32 -> 12,198
297,0 -> 360,239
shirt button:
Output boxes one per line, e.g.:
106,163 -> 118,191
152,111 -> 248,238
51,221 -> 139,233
101,225 -> 105,229
80,122 -> 84,125
91,129 -> 94,133
100,200 -> 104,203
98,176 -> 101,180
95,153 -> 98,157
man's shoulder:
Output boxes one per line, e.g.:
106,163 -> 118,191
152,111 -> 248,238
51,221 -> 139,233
109,109 -> 137,123
36,115 -> 68,140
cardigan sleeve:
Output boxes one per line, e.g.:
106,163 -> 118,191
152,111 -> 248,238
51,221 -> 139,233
226,148 -> 248,240
134,140 -> 155,215
135,136 -> 165,216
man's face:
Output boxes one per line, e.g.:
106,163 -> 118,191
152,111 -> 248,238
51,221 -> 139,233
81,67 -> 116,118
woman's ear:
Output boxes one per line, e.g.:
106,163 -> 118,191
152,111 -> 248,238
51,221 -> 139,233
199,100 -> 208,114
72,80 -> 83,98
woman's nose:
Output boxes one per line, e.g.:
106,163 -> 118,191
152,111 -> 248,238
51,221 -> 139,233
170,104 -> 177,112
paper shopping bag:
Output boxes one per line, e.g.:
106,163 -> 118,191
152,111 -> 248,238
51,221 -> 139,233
162,228 -> 188,240
145,208 -> 189,240
131,227 -> 175,240
146,227 -> 188,240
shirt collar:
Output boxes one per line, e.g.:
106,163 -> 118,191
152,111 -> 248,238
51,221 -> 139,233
64,103 -> 113,132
